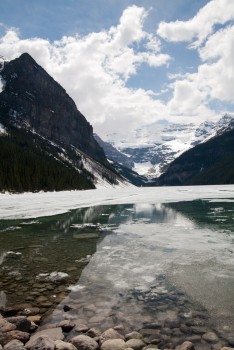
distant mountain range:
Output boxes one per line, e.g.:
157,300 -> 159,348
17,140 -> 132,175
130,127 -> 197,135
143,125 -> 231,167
101,114 -> 234,178
0,52 -> 234,192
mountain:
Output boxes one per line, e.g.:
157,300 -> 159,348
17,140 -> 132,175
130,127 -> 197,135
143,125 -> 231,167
94,133 -> 134,169
0,53 -> 107,164
155,127 -> 234,186
102,114 -> 234,178
0,53 -> 129,192
94,134 -> 150,186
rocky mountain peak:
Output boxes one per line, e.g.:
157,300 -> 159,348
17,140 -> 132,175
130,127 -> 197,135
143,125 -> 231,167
0,52 -> 107,164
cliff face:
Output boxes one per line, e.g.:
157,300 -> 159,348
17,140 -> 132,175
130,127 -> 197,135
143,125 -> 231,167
0,53 -> 107,164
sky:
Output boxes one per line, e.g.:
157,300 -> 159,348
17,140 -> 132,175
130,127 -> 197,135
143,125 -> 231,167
0,0 -> 234,139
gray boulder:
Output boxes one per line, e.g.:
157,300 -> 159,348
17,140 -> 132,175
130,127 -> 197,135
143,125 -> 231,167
202,332 -> 219,343
3,339 -> 25,350
101,339 -> 127,350
100,328 -> 124,345
25,335 -> 54,350
70,335 -> 99,350
0,331 -> 30,347
55,340 -> 77,350
125,332 -> 143,340
178,341 -> 195,350
0,319 -> 16,333
125,339 -> 145,350
6,317 -> 31,333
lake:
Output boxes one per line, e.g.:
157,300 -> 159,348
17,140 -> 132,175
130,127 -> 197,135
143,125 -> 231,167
0,186 -> 234,346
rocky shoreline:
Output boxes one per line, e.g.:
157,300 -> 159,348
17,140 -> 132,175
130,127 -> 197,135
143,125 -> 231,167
1,302 -> 234,350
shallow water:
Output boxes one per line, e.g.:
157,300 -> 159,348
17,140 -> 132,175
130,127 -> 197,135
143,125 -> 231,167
0,199 -> 234,344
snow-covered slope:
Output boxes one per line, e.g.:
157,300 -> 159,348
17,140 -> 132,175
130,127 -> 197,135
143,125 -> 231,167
0,123 -> 6,134
102,114 -> 234,178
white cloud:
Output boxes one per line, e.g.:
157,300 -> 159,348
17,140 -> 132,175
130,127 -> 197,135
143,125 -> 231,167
167,24 -> 234,118
168,78 -> 214,119
157,0 -> 234,48
1,3 -> 233,140
154,0 -> 234,124
198,25 -> 234,102
0,6 -> 172,136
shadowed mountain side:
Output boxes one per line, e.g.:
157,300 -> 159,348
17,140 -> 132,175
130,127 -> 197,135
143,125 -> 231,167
0,53 -> 107,165
155,129 -> 234,186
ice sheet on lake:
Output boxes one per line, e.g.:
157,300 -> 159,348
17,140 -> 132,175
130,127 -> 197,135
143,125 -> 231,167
1,185 -> 234,220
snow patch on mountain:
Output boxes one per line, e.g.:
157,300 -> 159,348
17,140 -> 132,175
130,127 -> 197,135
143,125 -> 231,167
0,79 -> 3,93
0,123 -> 7,134
103,114 -> 234,178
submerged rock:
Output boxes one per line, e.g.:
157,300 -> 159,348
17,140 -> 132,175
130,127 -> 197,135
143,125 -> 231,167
57,320 -> 75,333
100,328 -> 124,345
29,328 -> 64,342
202,332 -> 219,343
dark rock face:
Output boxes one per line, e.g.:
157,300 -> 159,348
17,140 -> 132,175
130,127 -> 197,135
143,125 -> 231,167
0,53 -> 107,164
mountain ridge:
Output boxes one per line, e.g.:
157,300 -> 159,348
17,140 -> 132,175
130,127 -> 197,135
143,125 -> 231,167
0,53 -> 130,192
0,53 -> 107,165
101,114 -> 234,178
155,127 -> 234,186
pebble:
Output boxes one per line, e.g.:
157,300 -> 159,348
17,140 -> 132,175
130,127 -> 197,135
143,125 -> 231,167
101,339 -> 127,350
74,324 -> 89,333
125,339 -> 145,350
26,315 -> 41,325
178,341 -> 195,350
202,332 -> 219,343
100,328 -> 124,345
54,340 -> 77,350
125,332 -> 143,340
87,328 -> 102,338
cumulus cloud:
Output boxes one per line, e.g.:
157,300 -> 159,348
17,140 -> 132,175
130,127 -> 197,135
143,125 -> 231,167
155,0 -> 234,122
197,25 -> 234,102
0,5 -> 172,136
0,3 -> 233,139
157,0 -> 234,48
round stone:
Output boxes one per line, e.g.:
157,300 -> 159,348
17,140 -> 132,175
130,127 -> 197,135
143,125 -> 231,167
101,339 -> 127,350
71,335 -> 99,350
202,332 -> 219,343
125,339 -> 145,350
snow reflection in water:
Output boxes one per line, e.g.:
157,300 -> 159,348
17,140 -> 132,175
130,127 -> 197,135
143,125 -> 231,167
41,201 -> 234,341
